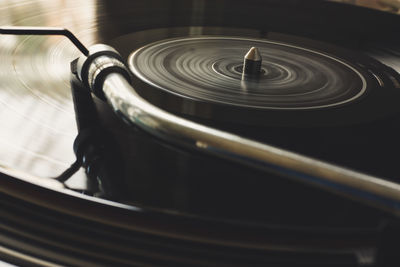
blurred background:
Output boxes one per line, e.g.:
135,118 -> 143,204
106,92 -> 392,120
332,0 -> 400,13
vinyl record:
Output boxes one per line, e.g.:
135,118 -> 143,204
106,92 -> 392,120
0,1 -> 400,266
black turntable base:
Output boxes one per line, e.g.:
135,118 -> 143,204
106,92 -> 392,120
1,0 -> 400,266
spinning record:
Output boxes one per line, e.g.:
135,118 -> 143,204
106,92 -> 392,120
126,29 -> 400,126
0,0 -> 398,179
130,36 -> 366,110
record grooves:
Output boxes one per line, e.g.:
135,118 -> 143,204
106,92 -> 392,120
130,36 -> 367,110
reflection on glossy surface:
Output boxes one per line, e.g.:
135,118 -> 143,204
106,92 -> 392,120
0,0 -> 98,181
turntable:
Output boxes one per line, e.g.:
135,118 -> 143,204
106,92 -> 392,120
0,0 -> 399,266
